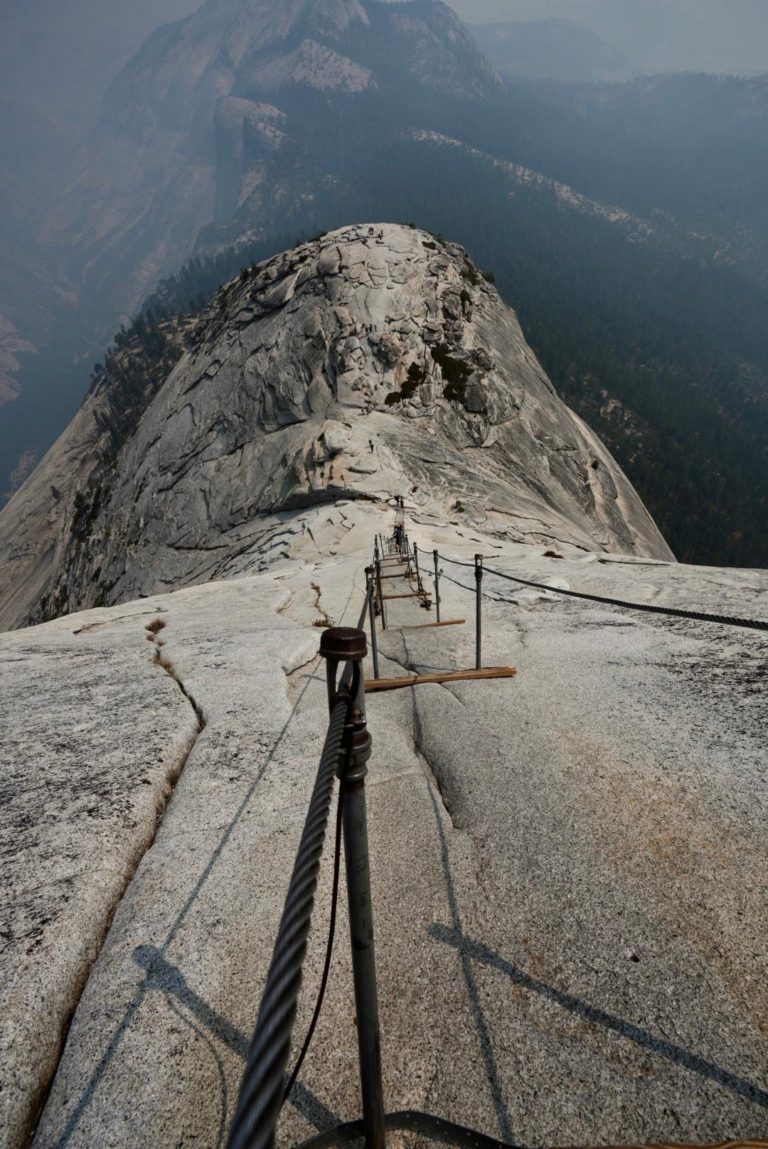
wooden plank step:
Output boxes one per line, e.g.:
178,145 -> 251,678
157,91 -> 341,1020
396,619 -> 466,630
382,591 -> 430,601
365,667 -> 517,693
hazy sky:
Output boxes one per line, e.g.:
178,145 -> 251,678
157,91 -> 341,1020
1,0 -> 766,121
450,0 -> 768,73
0,0 -> 202,119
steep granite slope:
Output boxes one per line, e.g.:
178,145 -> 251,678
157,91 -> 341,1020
0,225 -> 672,631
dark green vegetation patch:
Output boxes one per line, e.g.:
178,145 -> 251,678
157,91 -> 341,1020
386,361 -> 428,405
431,345 -> 473,404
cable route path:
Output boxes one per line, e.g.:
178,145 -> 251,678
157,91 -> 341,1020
226,497 -> 768,1149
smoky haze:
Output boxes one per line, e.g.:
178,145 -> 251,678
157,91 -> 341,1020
2,1 -> 767,124
453,0 -> 768,77
0,0 -> 203,124
0,0 -> 767,568
0,0 -> 205,246
0,0 -> 206,429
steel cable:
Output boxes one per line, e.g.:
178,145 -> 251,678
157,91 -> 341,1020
440,570 -> 514,604
483,565 -> 768,632
283,785 -> 344,1105
227,696 -> 349,1149
437,553 -> 476,569
357,584 -> 371,632
295,1109 -> 525,1149
228,535 -> 764,1149
339,589 -> 372,694
436,553 -> 767,632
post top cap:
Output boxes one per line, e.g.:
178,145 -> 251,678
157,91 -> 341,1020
319,627 -> 368,662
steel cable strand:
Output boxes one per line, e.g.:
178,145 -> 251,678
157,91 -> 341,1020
440,570 -> 516,605
435,553 -> 767,631
231,839 -> 328,1139
283,785 -> 345,1103
228,697 -> 349,1149
356,588 -> 371,634
436,553 -> 476,569
482,566 -> 768,632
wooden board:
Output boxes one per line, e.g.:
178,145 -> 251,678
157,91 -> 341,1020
397,619 -> 466,630
382,592 -> 430,601
365,667 -> 517,693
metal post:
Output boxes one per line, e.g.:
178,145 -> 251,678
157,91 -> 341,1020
366,568 -> 380,680
433,550 -> 441,624
375,559 -> 387,631
319,630 -> 386,1149
413,543 -> 422,595
374,537 -> 380,563
475,554 -> 483,670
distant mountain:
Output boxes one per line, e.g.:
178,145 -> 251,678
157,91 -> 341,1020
0,0 -> 205,466
0,94 -> 80,411
3,0 -> 768,567
1,0 -> 500,496
39,0 -> 500,329
469,19 -> 632,83
496,73 -> 768,290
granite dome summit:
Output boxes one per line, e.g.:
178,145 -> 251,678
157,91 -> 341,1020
0,224 -> 672,631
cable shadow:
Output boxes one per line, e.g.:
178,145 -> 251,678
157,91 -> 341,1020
134,946 -> 339,1133
52,677 -> 319,1146
163,994 -> 230,1149
423,785 -> 515,1142
406,660 -> 514,1143
430,924 -> 768,1112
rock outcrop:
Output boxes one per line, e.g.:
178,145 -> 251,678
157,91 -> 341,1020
0,224 -> 673,630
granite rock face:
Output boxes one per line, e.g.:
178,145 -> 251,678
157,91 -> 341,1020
0,224 -> 673,630
1,514 -> 766,1149
0,604 -> 201,1147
